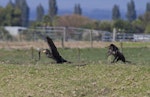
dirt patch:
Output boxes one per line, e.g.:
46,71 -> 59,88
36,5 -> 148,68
0,41 -> 109,49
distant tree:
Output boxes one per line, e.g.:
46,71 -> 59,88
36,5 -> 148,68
146,2 -> 150,12
138,12 -> 150,27
7,0 -> 15,7
21,0 -> 29,27
4,2 -> 14,25
36,4 -> 44,21
15,0 -> 21,8
113,19 -> 124,30
0,7 -> 5,25
113,19 -> 135,33
126,0 -> 136,22
74,4 -> 82,15
11,7 -> 22,26
49,0 -> 57,19
145,23 -> 150,33
0,1 -> 21,26
92,21 -> 100,30
112,4 -> 121,20
132,19 -> 145,33
138,11 -> 150,33
15,0 -> 29,27
43,15 -> 52,26
99,21 -> 112,32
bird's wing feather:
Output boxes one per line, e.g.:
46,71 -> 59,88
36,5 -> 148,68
46,36 -> 61,58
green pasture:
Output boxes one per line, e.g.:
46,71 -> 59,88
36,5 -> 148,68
0,47 -> 149,65
0,42 -> 150,97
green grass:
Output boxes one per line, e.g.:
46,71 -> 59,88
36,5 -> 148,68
112,42 -> 150,48
0,47 -> 149,65
0,46 -> 149,97
0,64 -> 149,97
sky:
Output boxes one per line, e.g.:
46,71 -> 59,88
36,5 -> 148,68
0,0 -> 149,11
0,0 -> 150,20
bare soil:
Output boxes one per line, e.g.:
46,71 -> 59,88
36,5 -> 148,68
0,41 -> 110,49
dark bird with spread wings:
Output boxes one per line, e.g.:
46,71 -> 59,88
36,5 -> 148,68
41,36 -> 69,63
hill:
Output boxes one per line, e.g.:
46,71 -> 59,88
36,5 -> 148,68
30,8 -> 145,20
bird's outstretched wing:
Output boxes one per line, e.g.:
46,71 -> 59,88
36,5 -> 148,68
46,36 -> 67,63
46,36 -> 61,58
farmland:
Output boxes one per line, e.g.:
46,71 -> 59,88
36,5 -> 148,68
0,42 -> 150,97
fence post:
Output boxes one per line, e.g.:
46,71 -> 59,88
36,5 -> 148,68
31,47 -> 34,59
62,27 -> 66,48
37,48 -> 41,60
113,28 -> 116,41
19,30 -> 22,42
77,48 -> 81,68
61,37 -> 64,48
120,42 -> 123,53
90,30 -> 93,48
77,48 -> 81,62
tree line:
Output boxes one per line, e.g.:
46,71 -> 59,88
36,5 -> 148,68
0,0 -> 150,33
0,0 -> 29,27
112,0 -> 150,33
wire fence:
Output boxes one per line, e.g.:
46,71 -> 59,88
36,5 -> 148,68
3,26 -> 104,48
0,26 -> 150,49
0,26 -> 150,65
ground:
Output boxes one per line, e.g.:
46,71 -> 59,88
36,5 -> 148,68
0,41 -> 149,97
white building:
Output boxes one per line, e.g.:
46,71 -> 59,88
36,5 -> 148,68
133,34 -> 150,41
4,26 -> 27,36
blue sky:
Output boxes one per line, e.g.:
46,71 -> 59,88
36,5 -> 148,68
0,0 -> 150,20
0,0 -> 149,11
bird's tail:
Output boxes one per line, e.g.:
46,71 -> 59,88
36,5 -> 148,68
125,60 -> 131,64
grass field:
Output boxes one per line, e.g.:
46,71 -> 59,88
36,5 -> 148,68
0,42 -> 150,97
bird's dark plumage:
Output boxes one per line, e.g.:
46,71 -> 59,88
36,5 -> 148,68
43,36 -> 68,63
107,44 -> 131,63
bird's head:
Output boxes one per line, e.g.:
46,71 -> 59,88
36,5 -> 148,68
41,49 -> 49,53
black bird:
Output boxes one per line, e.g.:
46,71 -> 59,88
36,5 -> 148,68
107,44 -> 131,63
41,36 -> 69,63
107,44 -> 119,55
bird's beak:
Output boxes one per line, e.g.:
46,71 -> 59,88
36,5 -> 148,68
42,49 -> 46,53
